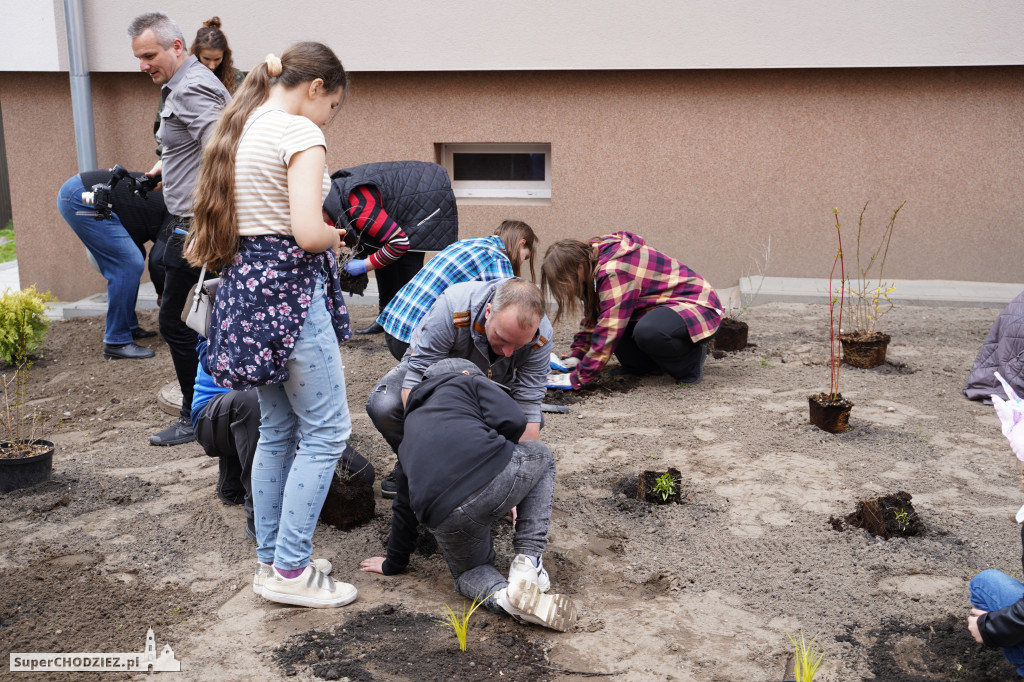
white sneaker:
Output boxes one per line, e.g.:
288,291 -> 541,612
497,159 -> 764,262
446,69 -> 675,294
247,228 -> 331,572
261,564 -> 357,609
508,554 -> 550,593
252,558 -> 333,596
496,579 -> 577,632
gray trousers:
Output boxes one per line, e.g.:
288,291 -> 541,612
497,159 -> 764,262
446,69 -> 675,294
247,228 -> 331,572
429,440 -> 555,614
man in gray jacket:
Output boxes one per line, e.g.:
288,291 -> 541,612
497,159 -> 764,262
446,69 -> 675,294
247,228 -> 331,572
129,11 -> 230,447
366,278 -> 552,497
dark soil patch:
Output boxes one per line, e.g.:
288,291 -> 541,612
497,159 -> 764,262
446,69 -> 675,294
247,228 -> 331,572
808,392 -> 854,433
273,604 -> 553,681
612,472 -> 691,512
543,373 -> 641,406
833,490 -> 924,539
712,317 -> 748,352
320,471 -> 375,532
847,614 -> 1013,681
841,330 -> 891,369
636,468 -> 684,504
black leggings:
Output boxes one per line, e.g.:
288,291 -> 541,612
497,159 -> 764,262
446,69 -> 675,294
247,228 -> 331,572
374,251 -> 425,311
158,227 -> 202,419
613,306 -> 710,382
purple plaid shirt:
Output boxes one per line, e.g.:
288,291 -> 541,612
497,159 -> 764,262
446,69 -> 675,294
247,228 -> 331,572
568,231 -> 722,387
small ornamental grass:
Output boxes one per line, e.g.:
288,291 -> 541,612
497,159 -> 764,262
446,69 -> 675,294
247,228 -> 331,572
438,591 -> 493,652
786,631 -> 824,682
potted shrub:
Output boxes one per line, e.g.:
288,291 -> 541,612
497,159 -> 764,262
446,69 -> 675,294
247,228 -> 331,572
714,237 -> 772,352
0,287 -> 57,494
809,210 -> 853,433
840,201 -> 905,368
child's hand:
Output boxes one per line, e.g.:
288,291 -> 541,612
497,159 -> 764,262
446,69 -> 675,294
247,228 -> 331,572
360,557 -> 385,574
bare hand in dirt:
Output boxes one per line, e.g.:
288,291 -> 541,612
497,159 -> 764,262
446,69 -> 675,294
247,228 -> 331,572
968,608 -> 986,643
360,557 -> 385,574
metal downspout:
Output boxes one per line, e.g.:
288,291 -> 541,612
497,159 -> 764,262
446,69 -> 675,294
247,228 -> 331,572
64,0 -> 97,172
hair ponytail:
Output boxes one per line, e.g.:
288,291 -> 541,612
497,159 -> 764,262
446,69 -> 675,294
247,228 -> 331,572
188,42 -> 347,270
494,220 -> 538,281
190,16 -> 236,93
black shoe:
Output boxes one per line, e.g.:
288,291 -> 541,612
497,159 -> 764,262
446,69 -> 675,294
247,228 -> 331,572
131,326 -> 158,340
381,466 -> 399,498
676,344 -> 709,385
149,416 -> 196,446
244,516 -> 256,542
103,342 -> 155,360
216,456 -> 245,505
355,321 -> 384,335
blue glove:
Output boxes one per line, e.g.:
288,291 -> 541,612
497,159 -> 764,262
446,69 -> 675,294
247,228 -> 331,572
549,353 -> 580,372
546,372 -> 575,390
344,258 -> 368,276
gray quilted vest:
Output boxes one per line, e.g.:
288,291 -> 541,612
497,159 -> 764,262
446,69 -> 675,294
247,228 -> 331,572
324,161 -> 458,251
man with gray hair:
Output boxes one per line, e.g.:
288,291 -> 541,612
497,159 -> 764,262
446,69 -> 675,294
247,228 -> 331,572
366,278 -> 553,497
128,12 -> 230,446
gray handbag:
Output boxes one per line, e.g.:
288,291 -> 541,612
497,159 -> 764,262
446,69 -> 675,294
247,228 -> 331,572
181,263 -> 220,337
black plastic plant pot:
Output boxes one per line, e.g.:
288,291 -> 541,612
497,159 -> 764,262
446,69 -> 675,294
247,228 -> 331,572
0,439 -> 55,493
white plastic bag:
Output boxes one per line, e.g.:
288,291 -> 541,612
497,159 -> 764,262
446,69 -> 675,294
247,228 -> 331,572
992,371 -> 1024,462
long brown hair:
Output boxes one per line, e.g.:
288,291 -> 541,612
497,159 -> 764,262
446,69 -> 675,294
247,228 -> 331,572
188,42 -> 348,269
494,220 -> 538,281
540,239 -> 599,325
191,17 -> 236,93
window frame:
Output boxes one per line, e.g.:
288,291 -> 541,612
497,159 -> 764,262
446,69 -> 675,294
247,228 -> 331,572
441,143 -> 551,200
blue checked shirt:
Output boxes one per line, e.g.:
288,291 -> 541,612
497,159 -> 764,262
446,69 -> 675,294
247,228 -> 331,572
378,235 -> 515,342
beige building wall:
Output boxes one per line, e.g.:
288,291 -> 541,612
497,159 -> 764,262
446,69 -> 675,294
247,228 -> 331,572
3,65 -> 1022,300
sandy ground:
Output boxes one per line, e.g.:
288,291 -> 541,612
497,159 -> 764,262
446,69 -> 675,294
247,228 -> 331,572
2,300 -> 1022,681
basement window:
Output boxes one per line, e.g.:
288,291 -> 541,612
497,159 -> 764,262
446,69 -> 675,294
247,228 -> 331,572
442,143 -> 551,200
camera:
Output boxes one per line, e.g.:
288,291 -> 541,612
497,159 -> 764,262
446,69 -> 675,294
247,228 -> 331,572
80,165 -> 160,220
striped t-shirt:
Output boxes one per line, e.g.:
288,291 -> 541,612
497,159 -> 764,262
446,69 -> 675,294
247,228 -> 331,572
235,107 -> 331,236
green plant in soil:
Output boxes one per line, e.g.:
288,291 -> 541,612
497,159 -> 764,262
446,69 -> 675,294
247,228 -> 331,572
846,201 -> 905,334
826,209 -> 846,401
438,591 -> 492,652
786,631 -> 824,682
0,286 -> 55,447
893,508 -> 909,532
653,473 -> 675,502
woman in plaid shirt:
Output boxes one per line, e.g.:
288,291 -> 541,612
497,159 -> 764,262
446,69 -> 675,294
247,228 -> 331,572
542,231 -> 722,389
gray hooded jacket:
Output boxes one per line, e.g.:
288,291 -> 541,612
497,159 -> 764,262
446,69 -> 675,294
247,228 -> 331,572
401,279 -> 552,424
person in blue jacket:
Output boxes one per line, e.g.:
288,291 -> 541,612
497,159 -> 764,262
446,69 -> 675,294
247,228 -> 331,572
969,524 -> 1024,678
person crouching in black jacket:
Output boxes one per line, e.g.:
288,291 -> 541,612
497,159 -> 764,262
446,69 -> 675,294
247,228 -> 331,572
969,523 -> 1024,677
359,358 -> 577,631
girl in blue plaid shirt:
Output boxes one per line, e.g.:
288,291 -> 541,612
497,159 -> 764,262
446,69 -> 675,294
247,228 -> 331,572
377,220 -> 537,360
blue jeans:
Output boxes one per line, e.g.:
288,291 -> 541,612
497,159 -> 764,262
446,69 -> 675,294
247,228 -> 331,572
251,275 -> 351,570
970,568 -> 1024,676
429,440 -> 555,614
57,175 -> 145,345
